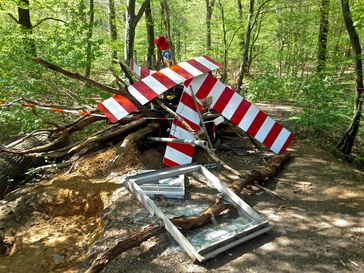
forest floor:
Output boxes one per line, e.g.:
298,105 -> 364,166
0,103 -> 363,273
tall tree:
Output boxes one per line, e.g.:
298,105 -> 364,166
337,0 -> 363,154
85,0 -> 95,78
205,0 -> 215,51
145,1 -> 155,68
108,0 -> 118,61
217,0 -> 228,81
11,0 -> 37,56
236,0 -> 254,92
317,0 -> 330,72
237,0 -> 244,49
160,0 -> 176,64
124,0 -> 150,64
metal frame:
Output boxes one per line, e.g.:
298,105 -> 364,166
124,164 -> 272,262
129,170 -> 185,199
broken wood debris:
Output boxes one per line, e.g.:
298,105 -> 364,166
85,153 -> 291,273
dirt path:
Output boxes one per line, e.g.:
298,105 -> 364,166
0,104 -> 363,273
89,143 -> 363,273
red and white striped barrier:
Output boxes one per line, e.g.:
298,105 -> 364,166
128,55 -> 222,106
98,56 -> 222,122
189,74 -> 293,154
163,87 -> 203,166
97,94 -> 138,123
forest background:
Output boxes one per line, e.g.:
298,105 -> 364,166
0,0 -> 363,163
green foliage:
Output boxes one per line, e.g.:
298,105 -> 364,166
246,72 -> 353,140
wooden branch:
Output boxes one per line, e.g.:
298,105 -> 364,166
85,152 -> 291,273
0,3 -> 19,24
85,225 -> 164,273
32,17 -> 66,28
68,119 -> 146,154
155,99 -> 199,138
32,57 -> 120,94
135,0 -> 151,25
116,59 -> 138,84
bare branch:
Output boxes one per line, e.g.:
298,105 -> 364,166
32,17 -> 66,28
135,0 -> 150,25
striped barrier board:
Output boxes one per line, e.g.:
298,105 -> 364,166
163,87 -> 203,166
97,94 -> 138,123
98,56 -> 222,122
189,74 -> 294,154
128,56 -> 222,105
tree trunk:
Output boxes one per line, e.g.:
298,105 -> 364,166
124,0 -> 150,64
317,0 -> 330,73
337,0 -> 363,154
145,1 -> 155,68
218,0 -> 228,82
237,0 -> 244,49
108,0 -> 118,61
17,0 -> 36,56
160,0 -> 176,64
85,0 -> 95,78
205,0 -> 215,51
236,0 -> 254,92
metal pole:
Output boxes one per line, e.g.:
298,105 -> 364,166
148,137 -> 207,147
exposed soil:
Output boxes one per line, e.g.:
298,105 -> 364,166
0,103 -> 363,273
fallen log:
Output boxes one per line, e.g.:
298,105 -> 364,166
85,152 -> 291,273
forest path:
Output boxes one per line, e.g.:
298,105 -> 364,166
0,104 -> 363,273
97,103 -> 364,273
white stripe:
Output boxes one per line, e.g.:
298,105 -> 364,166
102,97 -> 129,120
134,64 -> 141,78
195,56 -> 220,70
178,62 -> 203,77
160,67 -> 185,83
238,104 -> 260,131
208,81 -> 226,108
142,76 -> 167,95
170,125 -> 195,141
221,92 -> 244,120
213,116 -> 225,126
176,103 -> 200,125
128,85 -> 149,105
255,117 -> 275,143
270,127 -> 291,154
189,74 -> 209,94
164,146 -> 193,165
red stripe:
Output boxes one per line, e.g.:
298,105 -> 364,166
97,103 -> 118,123
278,133 -> 294,154
112,95 -> 137,113
132,80 -> 159,101
202,55 -> 223,68
152,71 -> 178,89
172,117 -> 200,132
230,99 -> 251,125
247,111 -> 267,137
263,123 -> 283,148
180,92 -> 203,112
163,157 -> 180,167
140,67 -> 150,78
170,64 -> 194,79
183,79 -> 193,87
212,87 -> 234,113
195,75 -> 218,100
167,142 -> 195,157
187,59 -> 211,73
21,103 -> 35,108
